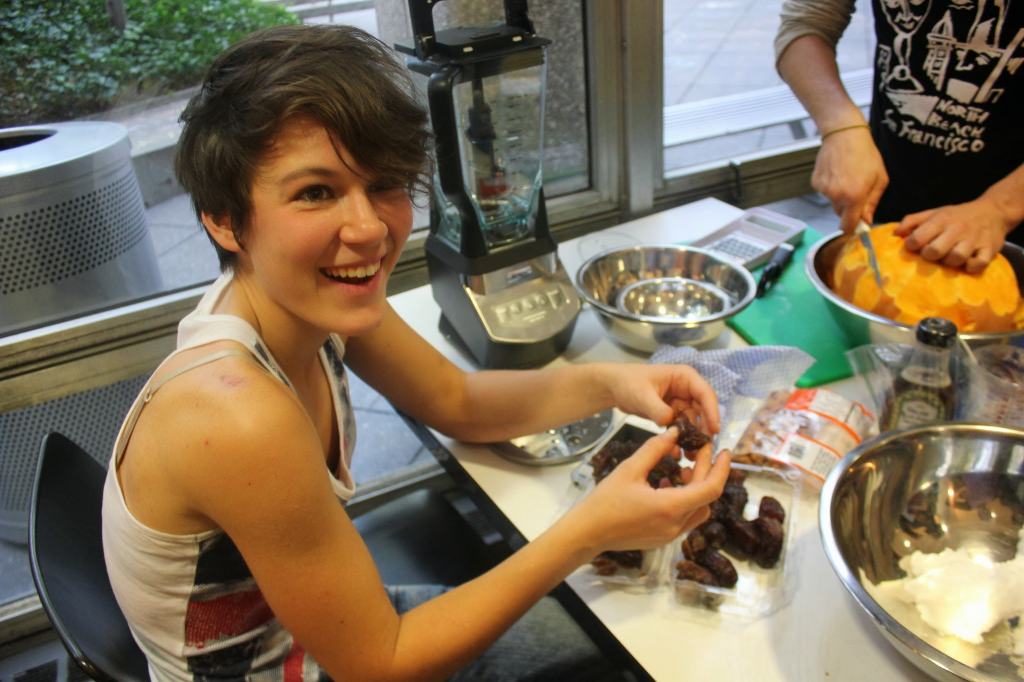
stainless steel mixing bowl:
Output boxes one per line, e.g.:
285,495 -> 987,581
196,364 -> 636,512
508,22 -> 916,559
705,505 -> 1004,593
820,423 -> 1024,681
805,232 -> 1024,347
575,244 -> 756,353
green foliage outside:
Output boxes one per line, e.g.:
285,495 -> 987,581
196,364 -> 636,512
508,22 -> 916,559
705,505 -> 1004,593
0,0 -> 297,128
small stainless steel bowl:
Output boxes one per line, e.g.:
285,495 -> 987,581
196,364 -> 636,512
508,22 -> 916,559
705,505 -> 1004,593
575,244 -> 756,353
820,423 -> 1024,681
806,232 -> 1024,347
615,277 -> 730,320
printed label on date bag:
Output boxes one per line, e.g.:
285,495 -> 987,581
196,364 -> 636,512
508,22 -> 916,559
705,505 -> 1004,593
774,433 -> 841,481
783,388 -> 874,441
732,388 -> 875,483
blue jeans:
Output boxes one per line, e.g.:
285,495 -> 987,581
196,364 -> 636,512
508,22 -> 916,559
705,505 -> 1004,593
385,585 -> 628,682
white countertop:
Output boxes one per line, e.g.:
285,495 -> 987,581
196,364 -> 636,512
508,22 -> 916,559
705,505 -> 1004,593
389,198 -> 932,681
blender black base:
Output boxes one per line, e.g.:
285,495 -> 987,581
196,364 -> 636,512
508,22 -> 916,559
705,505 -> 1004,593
438,313 -> 575,370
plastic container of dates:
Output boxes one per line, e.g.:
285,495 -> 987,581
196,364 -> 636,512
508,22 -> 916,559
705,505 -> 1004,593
565,421 -> 674,591
671,462 -> 801,618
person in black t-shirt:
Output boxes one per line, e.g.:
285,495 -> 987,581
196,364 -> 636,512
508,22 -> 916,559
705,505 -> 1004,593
776,0 -> 1024,273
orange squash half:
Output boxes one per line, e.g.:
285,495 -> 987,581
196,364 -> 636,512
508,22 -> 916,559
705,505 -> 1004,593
831,222 -> 1023,333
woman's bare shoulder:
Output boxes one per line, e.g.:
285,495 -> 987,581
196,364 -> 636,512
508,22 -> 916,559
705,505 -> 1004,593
119,342 -> 324,535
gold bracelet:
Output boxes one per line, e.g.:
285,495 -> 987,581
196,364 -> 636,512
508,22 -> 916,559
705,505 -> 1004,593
820,123 -> 871,140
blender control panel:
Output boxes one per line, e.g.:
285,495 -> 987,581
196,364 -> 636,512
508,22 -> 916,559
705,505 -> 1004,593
493,288 -> 568,326
467,275 -> 581,343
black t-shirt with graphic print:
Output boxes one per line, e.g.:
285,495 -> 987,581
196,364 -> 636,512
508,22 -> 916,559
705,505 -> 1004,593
869,0 -> 1024,245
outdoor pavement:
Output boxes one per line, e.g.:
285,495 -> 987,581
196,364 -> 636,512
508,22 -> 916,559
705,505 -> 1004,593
0,0 -> 870,630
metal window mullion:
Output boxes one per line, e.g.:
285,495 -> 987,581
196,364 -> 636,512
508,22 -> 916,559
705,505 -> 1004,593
620,0 -> 663,218
581,0 -> 625,217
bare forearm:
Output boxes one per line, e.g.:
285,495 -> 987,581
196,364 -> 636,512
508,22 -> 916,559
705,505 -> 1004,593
437,363 -> 617,442
778,34 -> 865,132
982,162 -> 1024,230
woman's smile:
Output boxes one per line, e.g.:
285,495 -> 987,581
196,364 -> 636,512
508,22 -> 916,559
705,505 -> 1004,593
321,259 -> 383,285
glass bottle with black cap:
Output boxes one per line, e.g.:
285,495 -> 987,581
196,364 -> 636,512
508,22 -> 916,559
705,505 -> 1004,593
881,317 -> 959,431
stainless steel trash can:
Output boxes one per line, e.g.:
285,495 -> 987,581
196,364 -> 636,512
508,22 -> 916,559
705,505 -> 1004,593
0,375 -> 150,545
0,121 -> 164,336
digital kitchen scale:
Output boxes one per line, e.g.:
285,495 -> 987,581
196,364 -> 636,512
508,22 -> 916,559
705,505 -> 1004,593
691,207 -> 806,269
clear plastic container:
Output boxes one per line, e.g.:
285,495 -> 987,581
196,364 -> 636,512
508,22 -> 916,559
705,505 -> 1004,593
577,545 -> 669,591
670,462 -> 802,618
563,422 -> 801,610
962,345 -> 1024,427
566,421 -> 668,591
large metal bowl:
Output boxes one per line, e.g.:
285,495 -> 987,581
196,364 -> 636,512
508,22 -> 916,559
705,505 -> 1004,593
575,244 -> 756,353
820,423 -> 1024,681
806,233 -> 1024,346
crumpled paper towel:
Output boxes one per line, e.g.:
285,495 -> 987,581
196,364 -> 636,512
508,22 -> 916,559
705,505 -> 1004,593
649,345 -> 815,450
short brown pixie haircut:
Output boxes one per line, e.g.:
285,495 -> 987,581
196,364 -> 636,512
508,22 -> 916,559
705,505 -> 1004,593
174,24 -> 433,269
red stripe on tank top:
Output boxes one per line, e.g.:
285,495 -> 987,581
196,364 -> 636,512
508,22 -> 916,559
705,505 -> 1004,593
184,589 -> 274,647
283,641 -> 306,681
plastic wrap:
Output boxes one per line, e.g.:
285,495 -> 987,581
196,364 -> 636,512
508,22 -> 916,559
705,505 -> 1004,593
846,341 -> 1024,430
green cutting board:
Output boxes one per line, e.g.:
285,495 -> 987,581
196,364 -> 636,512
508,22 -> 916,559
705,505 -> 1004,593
725,227 -> 853,388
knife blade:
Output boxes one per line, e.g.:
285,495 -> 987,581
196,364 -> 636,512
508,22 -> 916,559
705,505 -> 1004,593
855,221 -> 883,288
755,242 -> 795,298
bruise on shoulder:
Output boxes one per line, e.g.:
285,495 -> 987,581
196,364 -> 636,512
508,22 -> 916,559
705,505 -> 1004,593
219,373 -> 250,388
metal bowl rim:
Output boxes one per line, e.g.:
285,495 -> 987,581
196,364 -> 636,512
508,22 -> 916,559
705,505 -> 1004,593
575,243 -> 757,326
805,232 -> 1024,342
819,422 -> 1024,682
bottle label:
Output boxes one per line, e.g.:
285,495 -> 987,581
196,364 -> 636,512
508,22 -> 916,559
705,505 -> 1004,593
888,389 -> 944,429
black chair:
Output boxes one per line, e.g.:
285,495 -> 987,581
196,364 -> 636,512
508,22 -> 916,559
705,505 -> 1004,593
353,487 -> 508,586
28,431 -> 150,682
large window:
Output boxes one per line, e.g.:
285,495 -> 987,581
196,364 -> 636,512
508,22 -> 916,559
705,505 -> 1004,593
0,0 -> 590,337
663,0 -> 876,173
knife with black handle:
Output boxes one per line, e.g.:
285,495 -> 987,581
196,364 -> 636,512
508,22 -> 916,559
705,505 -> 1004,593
755,242 -> 796,298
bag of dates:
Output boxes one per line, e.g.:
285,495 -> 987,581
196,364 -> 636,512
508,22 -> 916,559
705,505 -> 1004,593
732,388 -> 874,485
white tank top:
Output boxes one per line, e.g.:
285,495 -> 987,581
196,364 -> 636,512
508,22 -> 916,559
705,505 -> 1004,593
102,272 -> 356,682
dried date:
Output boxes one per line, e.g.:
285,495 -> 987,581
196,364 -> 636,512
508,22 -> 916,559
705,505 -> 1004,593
681,528 -> 708,560
695,519 -> 728,550
647,456 -> 685,489
591,441 -> 640,484
591,440 -> 685,489
758,496 -> 785,524
721,482 -> 749,518
674,414 -> 711,451
752,517 -> 784,568
724,516 -> 761,555
592,549 -> 644,575
695,550 -> 738,588
676,559 -> 717,586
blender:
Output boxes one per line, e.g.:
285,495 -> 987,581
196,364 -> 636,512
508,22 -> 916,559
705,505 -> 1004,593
397,0 -> 581,369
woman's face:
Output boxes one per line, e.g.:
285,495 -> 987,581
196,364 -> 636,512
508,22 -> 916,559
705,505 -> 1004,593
233,114 -> 413,339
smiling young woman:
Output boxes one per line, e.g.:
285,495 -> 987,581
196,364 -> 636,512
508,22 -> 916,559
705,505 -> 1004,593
101,24 -> 731,682
202,114 -> 412,343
